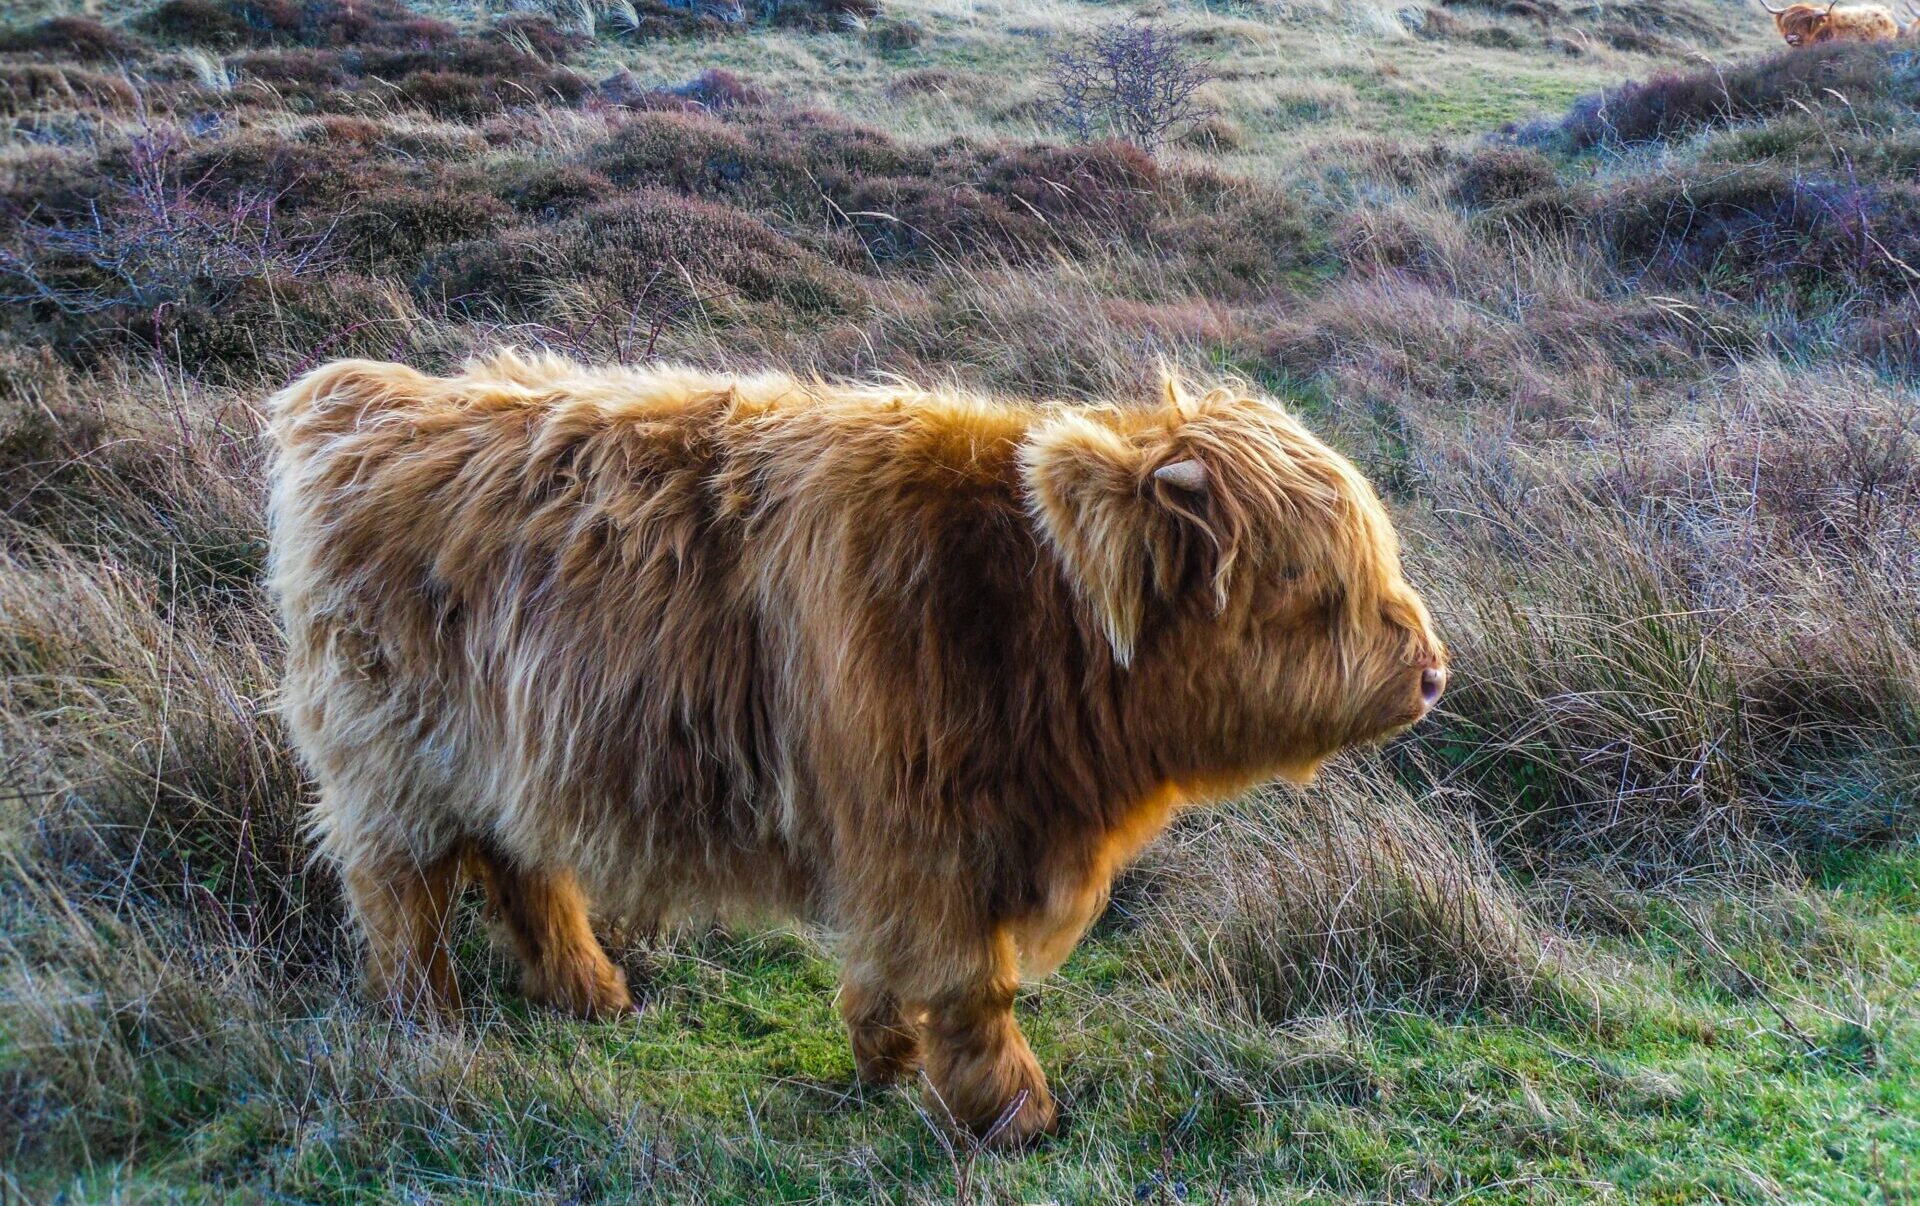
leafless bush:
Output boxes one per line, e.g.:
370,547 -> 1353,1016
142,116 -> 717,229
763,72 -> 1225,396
1045,20 -> 1216,156
0,127 -> 335,318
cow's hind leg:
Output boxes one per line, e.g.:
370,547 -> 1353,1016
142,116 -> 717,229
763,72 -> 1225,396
468,846 -> 634,1019
840,971 -> 923,1085
344,849 -> 465,1020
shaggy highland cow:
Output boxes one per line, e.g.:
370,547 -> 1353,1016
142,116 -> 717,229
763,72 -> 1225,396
1761,0 -> 1901,44
267,351 -> 1447,1146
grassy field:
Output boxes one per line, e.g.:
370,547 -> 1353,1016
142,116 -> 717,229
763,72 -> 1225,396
2,0 -> 1918,1201
23,850 -> 1918,1201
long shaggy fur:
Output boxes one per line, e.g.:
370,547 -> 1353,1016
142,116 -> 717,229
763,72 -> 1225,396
1767,1 -> 1901,44
266,350 -> 1446,1144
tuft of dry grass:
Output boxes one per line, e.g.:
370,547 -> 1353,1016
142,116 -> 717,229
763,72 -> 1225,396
1135,764 -> 1564,1025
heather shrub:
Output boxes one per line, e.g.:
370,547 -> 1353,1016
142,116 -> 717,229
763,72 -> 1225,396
977,139 -> 1161,231
0,62 -> 139,116
1592,168 -> 1920,301
600,66 -> 772,114
293,112 -> 485,159
136,0 -> 264,47
1449,144 -> 1557,207
619,1 -> 757,41
392,68 -> 501,117
413,228 -> 552,315
391,63 -> 588,117
1334,205 -> 1454,278
178,128 -> 369,211
486,13 -> 584,59
562,193 -> 864,314
338,179 -> 510,267
588,108 -> 806,201
321,5 -> 460,49
160,269 -> 407,372
0,17 -> 148,62
359,32 -> 561,80
423,192 -> 864,321
1472,183 -> 1586,238
576,106 -> 1300,285
133,0 -> 589,117
0,128 -> 349,370
230,47 -> 354,105
865,14 -> 925,51
491,159 -> 617,219
758,0 -> 883,29
1564,43 -> 1909,149
0,146 -> 112,224
140,0 -> 460,51
823,138 -> 1161,265
1150,173 -> 1323,297
656,66 -> 766,110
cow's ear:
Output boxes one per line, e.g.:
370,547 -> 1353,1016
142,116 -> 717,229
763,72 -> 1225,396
1021,415 -> 1201,666
1022,414 -> 1154,664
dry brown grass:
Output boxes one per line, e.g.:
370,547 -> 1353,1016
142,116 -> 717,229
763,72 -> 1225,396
1136,765 -> 1562,1025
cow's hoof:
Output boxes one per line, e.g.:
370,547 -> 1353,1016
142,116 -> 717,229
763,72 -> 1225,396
527,957 -> 636,1020
851,1022 -> 923,1085
971,1081 -> 1057,1150
931,1039 -> 1058,1149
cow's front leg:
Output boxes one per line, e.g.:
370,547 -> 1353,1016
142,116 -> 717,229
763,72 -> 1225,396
840,969 -> 923,1085
917,937 -> 1057,1147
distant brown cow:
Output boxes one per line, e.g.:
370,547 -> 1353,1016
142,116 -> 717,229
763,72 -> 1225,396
1763,0 -> 1901,45
267,352 -> 1447,1146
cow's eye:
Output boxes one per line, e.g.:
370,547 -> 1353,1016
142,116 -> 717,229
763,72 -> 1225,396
1255,568 -> 1316,625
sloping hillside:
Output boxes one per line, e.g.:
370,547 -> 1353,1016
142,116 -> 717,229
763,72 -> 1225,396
1,2 -> 1916,1201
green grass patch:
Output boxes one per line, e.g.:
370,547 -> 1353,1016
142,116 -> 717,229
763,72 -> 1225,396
1345,62 -> 1595,136
10,849 -> 1917,1203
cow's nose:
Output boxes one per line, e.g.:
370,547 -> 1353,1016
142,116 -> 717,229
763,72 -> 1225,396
1420,666 -> 1447,708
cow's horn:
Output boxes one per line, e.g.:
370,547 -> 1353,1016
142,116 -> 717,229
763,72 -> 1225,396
1154,459 -> 1209,492
1824,0 -> 1839,12
1758,0 -> 1788,14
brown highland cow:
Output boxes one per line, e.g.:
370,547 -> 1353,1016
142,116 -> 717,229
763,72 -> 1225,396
267,351 -> 1447,1146
1762,0 -> 1901,44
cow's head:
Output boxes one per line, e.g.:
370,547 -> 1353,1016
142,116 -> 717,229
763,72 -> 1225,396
1764,0 -> 1836,44
1021,380 -> 1447,787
